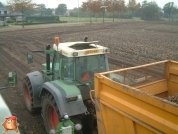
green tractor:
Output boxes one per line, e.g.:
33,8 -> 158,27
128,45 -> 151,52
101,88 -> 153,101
23,37 -> 110,134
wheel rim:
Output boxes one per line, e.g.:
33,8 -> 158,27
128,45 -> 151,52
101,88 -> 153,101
25,85 -> 31,106
48,106 -> 59,129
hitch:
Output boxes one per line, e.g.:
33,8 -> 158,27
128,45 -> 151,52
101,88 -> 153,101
49,113 -> 82,134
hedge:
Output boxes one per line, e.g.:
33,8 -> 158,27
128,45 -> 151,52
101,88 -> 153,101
26,16 -> 60,22
15,21 -> 67,25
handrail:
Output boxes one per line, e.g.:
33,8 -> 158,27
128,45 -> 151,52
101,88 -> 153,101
100,60 -> 169,75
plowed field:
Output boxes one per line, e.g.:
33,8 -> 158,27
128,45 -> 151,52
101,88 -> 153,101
0,21 -> 178,134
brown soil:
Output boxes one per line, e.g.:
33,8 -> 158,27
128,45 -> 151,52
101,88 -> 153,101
0,21 -> 178,134
166,93 -> 178,104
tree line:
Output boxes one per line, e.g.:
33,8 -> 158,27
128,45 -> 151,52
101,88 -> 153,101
0,0 -> 67,16
0,0 -> 178,21
80,0 -> 178,21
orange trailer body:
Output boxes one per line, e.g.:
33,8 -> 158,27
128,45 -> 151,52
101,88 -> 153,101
93,60 -> 178,134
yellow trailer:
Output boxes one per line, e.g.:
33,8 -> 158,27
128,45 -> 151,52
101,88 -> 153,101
92,60 -> 178,134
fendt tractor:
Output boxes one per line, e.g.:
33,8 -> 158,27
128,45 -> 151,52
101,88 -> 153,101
23,37 -> 110,134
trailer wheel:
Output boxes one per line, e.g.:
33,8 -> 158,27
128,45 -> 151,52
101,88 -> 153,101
23,76 -> 38,113
41,93 -> 60,134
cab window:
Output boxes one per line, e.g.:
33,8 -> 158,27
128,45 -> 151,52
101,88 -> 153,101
61,56 -> 74,83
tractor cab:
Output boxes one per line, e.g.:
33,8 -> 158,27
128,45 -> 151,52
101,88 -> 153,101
52,39 -> 110,85
27,38 -> 110,86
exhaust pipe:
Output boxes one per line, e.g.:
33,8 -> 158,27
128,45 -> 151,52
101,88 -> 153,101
46,45 -> 51,72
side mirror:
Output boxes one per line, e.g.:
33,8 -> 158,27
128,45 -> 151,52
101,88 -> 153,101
27,52 -> 33,64
8,71 -> 17,87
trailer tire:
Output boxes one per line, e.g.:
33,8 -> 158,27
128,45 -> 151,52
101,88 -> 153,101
41,93 -> 61,134
23,76 -> 39,113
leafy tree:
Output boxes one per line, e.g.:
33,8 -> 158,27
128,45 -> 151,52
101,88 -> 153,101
82,1 -> 102,22
91,1 -> 102,19
36,4 -> 46,16
141,1 -> 161,21
163,2 -> 175,21
0,2 -> 4,7
55,4 -> 67,16
104,0 -> 113,20
81,2 -> 89,12
128,0 -> 140,19
106,0 -> 126,21
7,0 -> 36,28
45,8 -> 53,16
6,0 -> 36,12
69,7 -> 78,17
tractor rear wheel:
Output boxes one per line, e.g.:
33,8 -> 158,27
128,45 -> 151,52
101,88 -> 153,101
41,93 -> 60,134
23,76 -> 38,113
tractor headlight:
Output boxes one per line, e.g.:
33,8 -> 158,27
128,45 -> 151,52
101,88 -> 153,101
75,123 -> 82,131
64,114 -> 69,120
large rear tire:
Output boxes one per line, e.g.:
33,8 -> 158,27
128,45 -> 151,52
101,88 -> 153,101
42,93 -> 84,134
23,76 -> 39,113
41,93 -> 61,134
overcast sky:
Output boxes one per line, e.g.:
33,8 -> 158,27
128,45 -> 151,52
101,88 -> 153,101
1,0 -> 178,9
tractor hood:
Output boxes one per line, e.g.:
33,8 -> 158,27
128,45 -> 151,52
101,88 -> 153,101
52,80 -> 82,101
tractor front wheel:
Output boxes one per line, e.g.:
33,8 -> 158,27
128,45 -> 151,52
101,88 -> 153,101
41,93 -> 60,134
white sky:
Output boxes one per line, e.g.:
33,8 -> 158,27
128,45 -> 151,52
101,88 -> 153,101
1,0 -> 178,9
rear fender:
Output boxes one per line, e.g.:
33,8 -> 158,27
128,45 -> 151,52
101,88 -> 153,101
26,71 -> 44,107
40,82 -> 87,117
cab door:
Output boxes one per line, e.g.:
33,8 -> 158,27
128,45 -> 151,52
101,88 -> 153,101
52,52 -> 61,80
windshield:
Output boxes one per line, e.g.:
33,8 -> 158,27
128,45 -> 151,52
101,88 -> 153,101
75,54 -> 107,83
61,54 -> 107,84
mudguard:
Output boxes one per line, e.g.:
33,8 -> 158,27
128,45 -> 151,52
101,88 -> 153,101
40,81 -> 87,117
26,71 -> 44,107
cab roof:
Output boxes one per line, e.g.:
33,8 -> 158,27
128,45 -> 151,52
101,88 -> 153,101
53,41 -> 109,57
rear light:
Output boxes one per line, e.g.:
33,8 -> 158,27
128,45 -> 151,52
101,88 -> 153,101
66,96 -> 78,102
54,37 -> 60,46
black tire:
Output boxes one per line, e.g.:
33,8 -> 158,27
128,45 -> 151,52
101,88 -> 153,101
23,76 -> 39,113
41,93 -> 61,134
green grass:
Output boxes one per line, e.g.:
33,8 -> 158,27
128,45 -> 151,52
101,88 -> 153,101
60,16 -> 142,23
